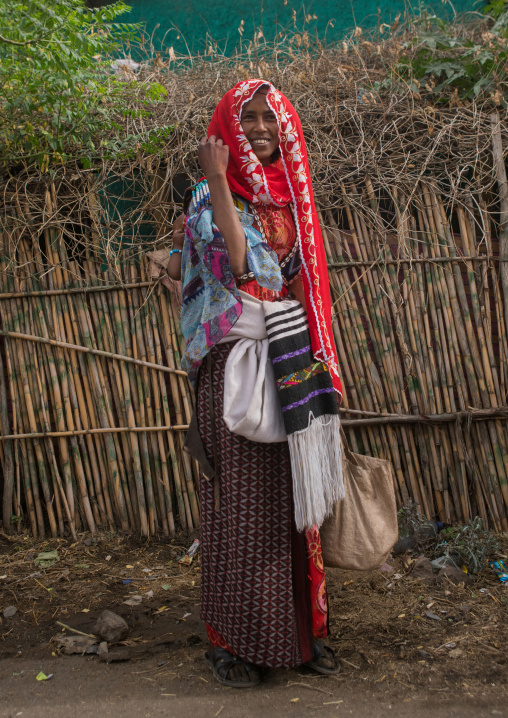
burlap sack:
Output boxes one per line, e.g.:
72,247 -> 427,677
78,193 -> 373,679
320,448 -> 398,571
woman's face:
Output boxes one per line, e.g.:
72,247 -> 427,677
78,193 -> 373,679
240,91 -> 279,167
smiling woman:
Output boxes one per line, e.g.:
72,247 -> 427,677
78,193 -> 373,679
158,79 -> 344,688
239,91 -> 280,166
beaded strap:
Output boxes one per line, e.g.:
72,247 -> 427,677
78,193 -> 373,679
188,179 -> 211,215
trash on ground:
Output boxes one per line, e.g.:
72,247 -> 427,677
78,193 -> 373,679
431,555 -> 459,570
490,560 -> 508,583
123,595 -> 143,606
425,611 -> 442,621
53,635 -> 98,655
178,539 -> 200,566
36,672 -> 53,681
34,551 -> 60,568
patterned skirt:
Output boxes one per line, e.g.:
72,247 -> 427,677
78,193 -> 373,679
197,342 -> 328,669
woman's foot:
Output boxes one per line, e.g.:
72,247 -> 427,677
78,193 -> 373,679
304,641 -> 341,675
205,647 -> 262,688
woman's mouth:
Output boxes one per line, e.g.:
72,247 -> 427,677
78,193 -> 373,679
251,138 -> 271,146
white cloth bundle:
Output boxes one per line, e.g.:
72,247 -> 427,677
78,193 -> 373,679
219,292 -> 287,443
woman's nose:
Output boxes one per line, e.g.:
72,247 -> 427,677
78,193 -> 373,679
254,115 -> 267,132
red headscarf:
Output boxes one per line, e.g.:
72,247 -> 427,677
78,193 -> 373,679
208,79 -> 343,397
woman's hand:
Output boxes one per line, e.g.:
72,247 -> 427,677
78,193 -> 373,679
198,135 -> 229,179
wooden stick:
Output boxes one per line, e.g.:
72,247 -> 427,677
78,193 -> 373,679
490,110 -> 508,338
327,255 -> 498,268
0,281 -> 158,300
0,330 -> 188,376
0,345 -> 15,532
55,621 -> 98,639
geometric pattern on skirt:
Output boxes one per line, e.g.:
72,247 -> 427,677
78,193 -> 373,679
197,342 -> 304,668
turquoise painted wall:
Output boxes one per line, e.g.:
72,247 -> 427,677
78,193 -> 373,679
125,0 -> 480,55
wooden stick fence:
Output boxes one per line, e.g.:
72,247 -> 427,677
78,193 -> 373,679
0,186 -> 199,538
1,172 -> 508,536
323,179 -> 508,532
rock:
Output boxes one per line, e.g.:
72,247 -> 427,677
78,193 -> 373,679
3,606 -> 17,618
459,604 -> 472,614
412,556 -> 436,584
418,649 -> 431,659
392,536 -> 415,555
93,610 -> 129,643
437,565 -> 472,586
425,611 -> 442,621
98,641 -> 108,658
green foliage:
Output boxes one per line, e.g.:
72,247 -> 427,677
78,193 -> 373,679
484,0 -> 507,20
434,518 -> 499,574
398,503 -> 499,575
0,0 -> 174,170
372,14 -> 508,105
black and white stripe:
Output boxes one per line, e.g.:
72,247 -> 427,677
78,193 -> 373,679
264,305 -> 309,343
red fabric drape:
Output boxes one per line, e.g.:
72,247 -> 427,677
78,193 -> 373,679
207,80 -> 343,397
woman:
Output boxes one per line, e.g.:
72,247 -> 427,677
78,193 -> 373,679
166,80 -> 343,687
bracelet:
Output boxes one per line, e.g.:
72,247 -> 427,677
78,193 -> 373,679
235,271 -> 255,285
169,248 -> 183,257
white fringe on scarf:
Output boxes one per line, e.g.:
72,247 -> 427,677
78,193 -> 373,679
288,412 -> 344,532
219,291 -> 344,532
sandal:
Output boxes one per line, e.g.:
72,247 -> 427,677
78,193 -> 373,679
205,647 -> 262,688
304,641 -> 341,675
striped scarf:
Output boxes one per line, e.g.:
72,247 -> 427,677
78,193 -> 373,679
264,300 -> 344,531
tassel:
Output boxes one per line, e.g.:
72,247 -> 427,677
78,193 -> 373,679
287,413 -> 344,532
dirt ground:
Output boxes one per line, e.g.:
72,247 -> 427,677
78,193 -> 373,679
0,531 -> 507,718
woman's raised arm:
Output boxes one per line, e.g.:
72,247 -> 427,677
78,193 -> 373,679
198,135 -> 248,277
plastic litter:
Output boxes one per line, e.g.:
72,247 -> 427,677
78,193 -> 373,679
123,595 -> 142,606
178,539 -> 200,566
36,672 -> 53,681
489,560 -> 508,583
430,555 -> 460,570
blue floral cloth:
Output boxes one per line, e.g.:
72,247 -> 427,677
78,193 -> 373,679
180,197 -> 282,382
